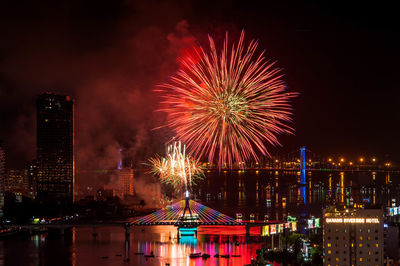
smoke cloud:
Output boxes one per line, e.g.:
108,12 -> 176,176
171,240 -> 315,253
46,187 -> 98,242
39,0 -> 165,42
0,1 -> 199,192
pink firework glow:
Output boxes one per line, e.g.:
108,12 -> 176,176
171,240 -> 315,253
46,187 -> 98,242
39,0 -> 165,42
158,31 -> 297,168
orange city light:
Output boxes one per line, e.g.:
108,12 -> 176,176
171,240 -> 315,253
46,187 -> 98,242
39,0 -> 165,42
359,158 -> 364,163
340,158 -> 344,162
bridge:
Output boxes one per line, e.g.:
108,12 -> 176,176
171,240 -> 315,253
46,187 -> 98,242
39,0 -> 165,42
3,203 -> 296,242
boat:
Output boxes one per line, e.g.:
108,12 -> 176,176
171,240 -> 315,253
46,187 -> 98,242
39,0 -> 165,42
232,254 -> 241,257
189,252 -> 202,258
220,254 -> 230,258
214,253 -> 220,258
144,251 -> 155,258
134,252 -> 144,255
202,253 -> 210,259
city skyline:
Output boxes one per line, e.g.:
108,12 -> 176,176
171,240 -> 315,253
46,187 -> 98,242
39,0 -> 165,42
0,1 -> 399,169
1,2 -> 399,265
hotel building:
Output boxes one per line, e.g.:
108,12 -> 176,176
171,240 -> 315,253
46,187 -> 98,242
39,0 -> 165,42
323,207 -> 384,266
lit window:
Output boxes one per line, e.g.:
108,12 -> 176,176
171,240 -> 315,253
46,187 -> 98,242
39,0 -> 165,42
360,258 -> 363,262
336,257 -> 339,261
376,244 -> 379,247
328,250 -> 331,254
328,243 -> 331,247
359,243 -> 363,247
360,236 -> 363,240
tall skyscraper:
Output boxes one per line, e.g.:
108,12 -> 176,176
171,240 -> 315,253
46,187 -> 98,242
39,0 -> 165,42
36,93 -> 74,204
0,142 -> 5,216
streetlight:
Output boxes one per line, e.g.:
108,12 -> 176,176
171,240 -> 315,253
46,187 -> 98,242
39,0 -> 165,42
340,158 -> 345,162
359,158 -> 364,163
372,158 -> 376,162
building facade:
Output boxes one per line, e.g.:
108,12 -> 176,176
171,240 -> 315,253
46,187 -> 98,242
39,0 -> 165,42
36,93 -> 74,204
384,224 -> 399,264
27,160 -> 38,199
4,169 -> 29,201
323,207 -> 384,266
115,168 -> 134,199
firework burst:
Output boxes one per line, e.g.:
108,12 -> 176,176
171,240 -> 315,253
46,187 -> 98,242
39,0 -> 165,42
158,31 -> 297,168
148,141 -> 204,191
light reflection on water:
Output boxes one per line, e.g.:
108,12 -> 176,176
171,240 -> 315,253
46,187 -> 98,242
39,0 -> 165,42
2,170 -> 397,265
0,226 -> 263,266
198,170 -> 400,220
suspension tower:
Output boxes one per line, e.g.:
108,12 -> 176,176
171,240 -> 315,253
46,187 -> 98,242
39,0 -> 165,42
300,146 -> 306,185
176,191 -> 198,238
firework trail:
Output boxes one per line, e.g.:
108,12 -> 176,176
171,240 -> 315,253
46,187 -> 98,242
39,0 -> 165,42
148,141 -> 204,191
157,31 -> 297,168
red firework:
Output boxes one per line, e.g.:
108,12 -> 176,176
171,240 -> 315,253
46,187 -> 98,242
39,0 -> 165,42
157,31 -> 297,168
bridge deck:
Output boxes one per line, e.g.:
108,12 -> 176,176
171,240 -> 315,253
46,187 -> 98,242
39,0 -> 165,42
132,200 -> 240,226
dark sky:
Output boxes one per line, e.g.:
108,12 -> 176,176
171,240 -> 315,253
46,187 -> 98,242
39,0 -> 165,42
1,0 -> 399,169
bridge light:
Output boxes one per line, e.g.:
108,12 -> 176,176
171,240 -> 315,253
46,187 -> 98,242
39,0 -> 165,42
372,158 -> 376,162
340,158 -> 344,162
359,157 -> 364,163
328,158 -> 332,162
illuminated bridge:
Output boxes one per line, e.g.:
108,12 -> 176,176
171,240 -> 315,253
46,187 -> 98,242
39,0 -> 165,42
132,199 -> 240,226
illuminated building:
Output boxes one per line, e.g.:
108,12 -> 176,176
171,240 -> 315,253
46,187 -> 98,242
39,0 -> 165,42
115,168 -> 134,199
27,160 -> 38,198
36,93 -> 74,204
323,208 -> 383,266
0,142 -> 5,216
5,169 -> 29,201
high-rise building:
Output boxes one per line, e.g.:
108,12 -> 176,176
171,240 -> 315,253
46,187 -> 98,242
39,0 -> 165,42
115,168 -> 134,199
36,93 -> 74,204
0,142 -> 5,216
323,207 -> 384,266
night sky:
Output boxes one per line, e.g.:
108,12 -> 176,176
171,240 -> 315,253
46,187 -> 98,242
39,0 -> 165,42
1,0 -> 399,169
